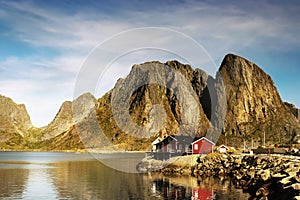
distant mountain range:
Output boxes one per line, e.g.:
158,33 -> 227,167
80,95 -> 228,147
0,54 -> 299,151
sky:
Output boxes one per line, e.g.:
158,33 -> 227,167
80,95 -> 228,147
0,0 -> 300,127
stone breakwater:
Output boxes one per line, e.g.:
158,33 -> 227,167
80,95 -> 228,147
137,154 -> 300,200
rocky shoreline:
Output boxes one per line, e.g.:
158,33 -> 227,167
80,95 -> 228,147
137,153 -> 300,200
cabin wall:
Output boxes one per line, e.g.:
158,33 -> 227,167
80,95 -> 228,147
192,140 -> 213,154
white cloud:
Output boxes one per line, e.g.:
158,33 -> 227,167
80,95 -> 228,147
0,56 -> 77,126
0,1 -> 131,51
1,0 -> 300,125
0,79 -> 69,126
2,1 -> 299,58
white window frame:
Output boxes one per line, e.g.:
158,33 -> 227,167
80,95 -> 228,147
194,144 -> 198,150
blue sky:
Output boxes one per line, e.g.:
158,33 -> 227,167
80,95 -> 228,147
0,0 -> 300,126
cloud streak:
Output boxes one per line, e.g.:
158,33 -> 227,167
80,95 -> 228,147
0,0 -> 299,126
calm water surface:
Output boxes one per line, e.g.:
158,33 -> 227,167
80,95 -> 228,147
0,152 -> 249,199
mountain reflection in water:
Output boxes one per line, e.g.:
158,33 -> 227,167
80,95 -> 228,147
0,152 -> 249,199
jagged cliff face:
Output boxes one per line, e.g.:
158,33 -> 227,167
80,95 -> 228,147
0,95 -> 33,135
0,95 -> 33,146
40,101 -> 73,140
37,93 -> 96,150
0,54 -> 299,150
285,102 -> 300,120
219,54 -> 299,145
96,55 -> 299,148
0,93 -> 95,150
96,61 -> 212,150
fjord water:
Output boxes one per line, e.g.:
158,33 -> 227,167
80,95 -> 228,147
0,152 -> 249,199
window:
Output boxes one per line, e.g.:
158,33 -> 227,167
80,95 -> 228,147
167,144 -> 172,152
194,144 -> 198,150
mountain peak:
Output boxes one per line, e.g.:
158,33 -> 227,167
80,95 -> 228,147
0,94 -> 33,147
218,54 -> 299,145
220,54 -> 261,73
1,54 -> 299,150
41,92 -> 96,141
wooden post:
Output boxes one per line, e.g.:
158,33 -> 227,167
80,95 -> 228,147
263,131 -> 266,147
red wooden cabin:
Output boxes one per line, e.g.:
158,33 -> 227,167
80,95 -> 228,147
153,135 -> 193,153
191,137 -> 215,154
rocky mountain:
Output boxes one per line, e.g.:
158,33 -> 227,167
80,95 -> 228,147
95,61 -> 219,150
0,95 -> 33,134
0,93 -> 95,150
0,95 -> 34,148
94,55 -> 299,149
285,102 -> 300,120
0,53 -> 299,151
40,101 -> 73,141
218,54 -> 299,146
37,93 -> 97,150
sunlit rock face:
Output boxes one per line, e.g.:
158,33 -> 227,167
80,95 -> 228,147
1,54 -> 299,150
0,95 -> 33,147
219,54 -> 299,145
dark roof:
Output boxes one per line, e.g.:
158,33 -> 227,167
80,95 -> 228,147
157,135 -> 194,144
173,135 -> 194,144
